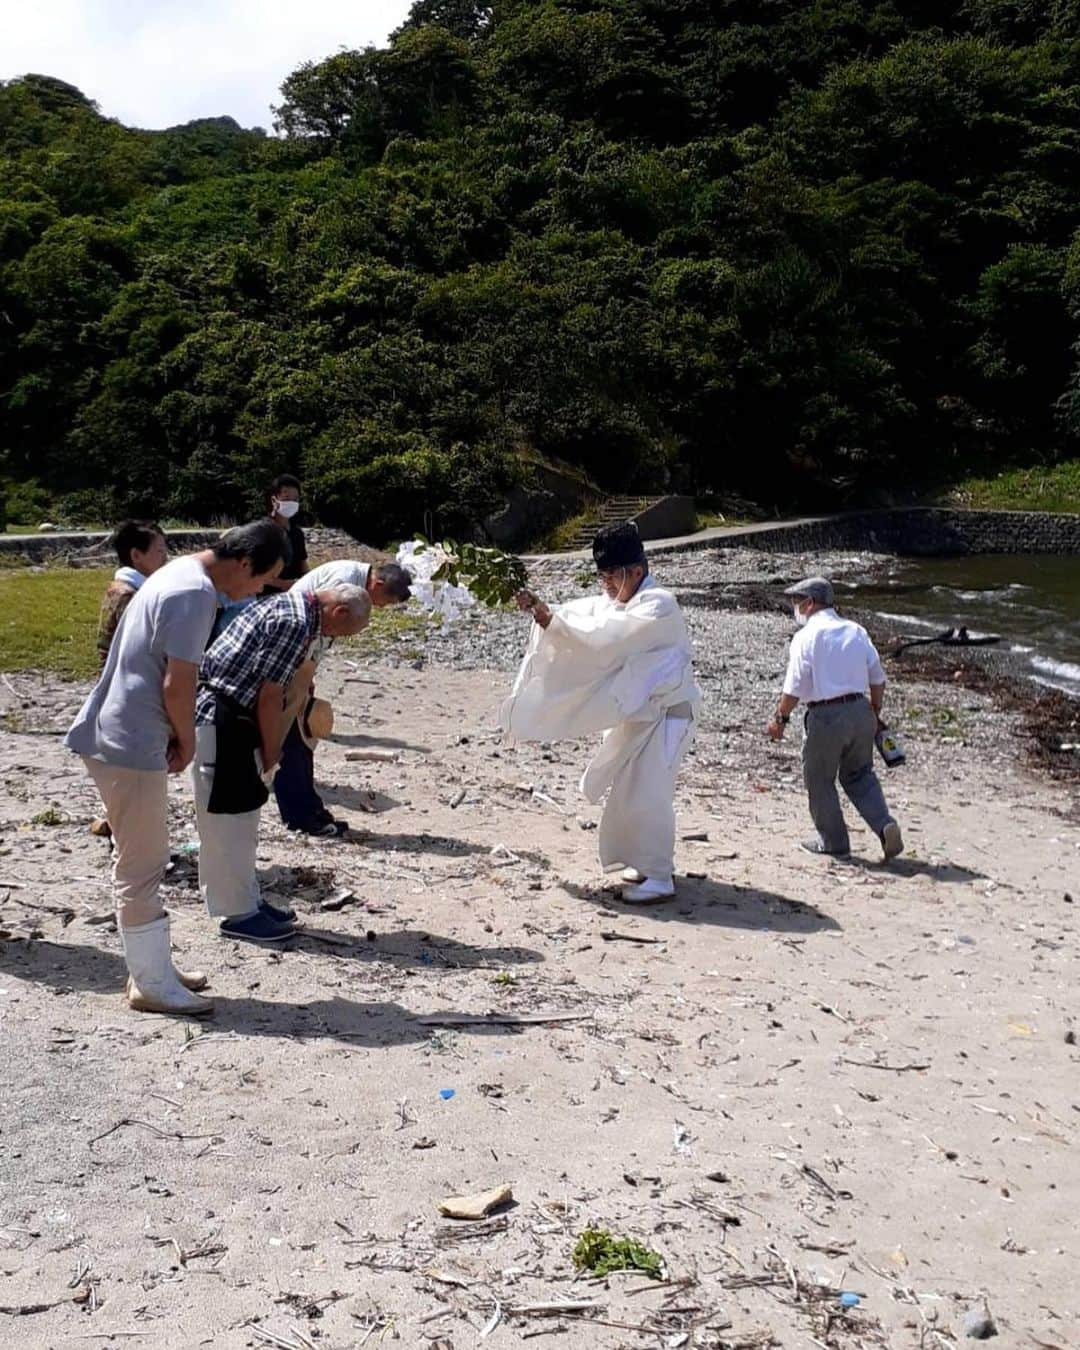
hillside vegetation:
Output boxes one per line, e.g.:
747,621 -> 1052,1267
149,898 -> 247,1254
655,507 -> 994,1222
3,1 -> 1080,540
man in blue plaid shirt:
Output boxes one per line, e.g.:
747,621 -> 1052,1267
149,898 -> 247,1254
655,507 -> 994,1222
193,583 -> 371,944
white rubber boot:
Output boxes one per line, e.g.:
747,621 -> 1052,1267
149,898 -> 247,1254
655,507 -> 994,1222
121,917 -> 214,1016
125,968 -> 208,1001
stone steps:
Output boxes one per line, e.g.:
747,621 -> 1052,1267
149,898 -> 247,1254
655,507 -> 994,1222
567,497 -> 654,550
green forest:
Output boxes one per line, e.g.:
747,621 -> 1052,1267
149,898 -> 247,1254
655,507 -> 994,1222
2,0 -> 1080,541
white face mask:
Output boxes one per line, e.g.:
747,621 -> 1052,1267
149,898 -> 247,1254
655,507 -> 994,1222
794,604 -> 810,627
274,499 -> 300,519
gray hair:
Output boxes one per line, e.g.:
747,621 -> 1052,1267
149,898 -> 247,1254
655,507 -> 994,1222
319,584 -> 372,622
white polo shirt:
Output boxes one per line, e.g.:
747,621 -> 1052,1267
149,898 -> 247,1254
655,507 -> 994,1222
291,560 -> 372,662
292,560 -> 371,595
782,608 -> 886,704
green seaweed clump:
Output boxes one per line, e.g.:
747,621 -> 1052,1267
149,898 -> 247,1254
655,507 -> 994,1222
571,1228 -> 662,1280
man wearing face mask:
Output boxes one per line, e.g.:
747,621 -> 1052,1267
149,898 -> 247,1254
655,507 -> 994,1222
261,473 -> 309,594
768,576 -> 903,860
503,522 -> 700,903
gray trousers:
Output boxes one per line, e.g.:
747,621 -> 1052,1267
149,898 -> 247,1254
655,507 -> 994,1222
802,698 -> 893,853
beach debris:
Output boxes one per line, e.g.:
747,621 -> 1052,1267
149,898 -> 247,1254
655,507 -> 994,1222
506,1299 -> 603,1317
344,748 -> 399,763
673,1121 -> 693,1154
319,888 -> 355,912
88,818 -> 112,838
572,1228 -> 662,1280
438,1088 -> 455,1101
490,843 -> 523,865
437,1183 -> 513,1220
418,1011 -> 588,1028
963,1303 -> 998,1339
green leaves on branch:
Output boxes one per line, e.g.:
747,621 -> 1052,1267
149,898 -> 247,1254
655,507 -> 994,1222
413,535 -> 527,606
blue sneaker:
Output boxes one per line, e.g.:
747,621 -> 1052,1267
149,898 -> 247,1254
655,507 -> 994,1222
220,910 -> 297,945
260,897 -> 297,923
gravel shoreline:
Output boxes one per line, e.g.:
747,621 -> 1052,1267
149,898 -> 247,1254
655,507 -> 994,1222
347,543 -> 1079,800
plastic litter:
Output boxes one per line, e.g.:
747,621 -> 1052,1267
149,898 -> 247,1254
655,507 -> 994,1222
439,1088 -> 456,1101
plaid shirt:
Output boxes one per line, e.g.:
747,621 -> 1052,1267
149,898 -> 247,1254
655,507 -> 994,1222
196,590 -> 321,725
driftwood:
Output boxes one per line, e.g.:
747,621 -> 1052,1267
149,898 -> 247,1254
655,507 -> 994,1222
416,1011 -> 590,1027
891,625 -> 1001,658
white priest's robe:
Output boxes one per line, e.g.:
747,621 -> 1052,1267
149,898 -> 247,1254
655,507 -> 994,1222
500,578 -> 701,882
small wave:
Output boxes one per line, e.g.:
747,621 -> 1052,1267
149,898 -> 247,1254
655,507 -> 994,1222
932,585 -> 1031,603
1009,643 -> 1034,655
1032,675 -> 1080,699
1031,655 -> 1080,686
875,611 -> 942,630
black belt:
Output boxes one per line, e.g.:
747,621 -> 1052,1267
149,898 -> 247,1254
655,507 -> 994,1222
806,693 -> 863,708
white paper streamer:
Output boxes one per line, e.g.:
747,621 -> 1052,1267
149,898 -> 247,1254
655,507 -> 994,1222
396,540 -> 477,632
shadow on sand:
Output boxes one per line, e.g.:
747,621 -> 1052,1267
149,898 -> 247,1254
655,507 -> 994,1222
328,731 -> 432,754
0,938 -> 535,1046
560,875 -> 840,934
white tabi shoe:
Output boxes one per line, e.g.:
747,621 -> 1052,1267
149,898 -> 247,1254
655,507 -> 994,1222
621,867 -> 646,884
121,917 -> 214,1016
621,876 -> 676,904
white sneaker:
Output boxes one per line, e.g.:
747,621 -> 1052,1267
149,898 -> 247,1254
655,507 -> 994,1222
621,867 -> 645,884
621,876 -> 675,904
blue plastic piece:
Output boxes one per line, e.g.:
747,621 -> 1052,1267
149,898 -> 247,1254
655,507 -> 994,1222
439,1088 -> 456,1101
839,1292 -> 860,1309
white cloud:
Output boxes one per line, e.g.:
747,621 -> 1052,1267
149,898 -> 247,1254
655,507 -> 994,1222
2,0 -> 415,130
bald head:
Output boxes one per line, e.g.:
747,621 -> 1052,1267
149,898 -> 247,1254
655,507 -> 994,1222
317,585 -> 372,638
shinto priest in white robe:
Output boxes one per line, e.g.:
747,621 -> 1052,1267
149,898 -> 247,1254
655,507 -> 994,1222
500,577 -> 701,883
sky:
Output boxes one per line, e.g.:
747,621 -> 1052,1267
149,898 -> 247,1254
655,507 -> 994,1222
3,0 -> 416,130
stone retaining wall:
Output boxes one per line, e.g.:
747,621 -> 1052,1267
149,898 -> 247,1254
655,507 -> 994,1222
706,508 -> 1080,556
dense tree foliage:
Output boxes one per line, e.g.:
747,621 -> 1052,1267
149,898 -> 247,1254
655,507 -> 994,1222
2,3 -> 1079,539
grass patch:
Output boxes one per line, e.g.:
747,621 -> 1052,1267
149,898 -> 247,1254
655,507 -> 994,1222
941,460 -> 1080,513
341,604 -> 433,659
0,567 -> 107,678
535,506 -> 601,553
572,1228 -> 663,1279
694,511 -> 755,530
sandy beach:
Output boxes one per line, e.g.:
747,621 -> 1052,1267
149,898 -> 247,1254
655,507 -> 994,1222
1,544 -> 1077,1349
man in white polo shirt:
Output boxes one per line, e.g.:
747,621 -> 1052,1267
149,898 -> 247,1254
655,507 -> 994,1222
767,576 -> 903,860
273,560 -> 412,834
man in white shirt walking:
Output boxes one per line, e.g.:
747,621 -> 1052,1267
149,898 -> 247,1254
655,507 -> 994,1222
767,577 -> 903,860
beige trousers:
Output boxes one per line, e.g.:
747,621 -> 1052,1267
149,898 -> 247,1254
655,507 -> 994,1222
191,724 -> 263,920
82,757 -> 169,929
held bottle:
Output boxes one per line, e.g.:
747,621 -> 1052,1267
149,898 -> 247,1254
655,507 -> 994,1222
874,722 -> 905,768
